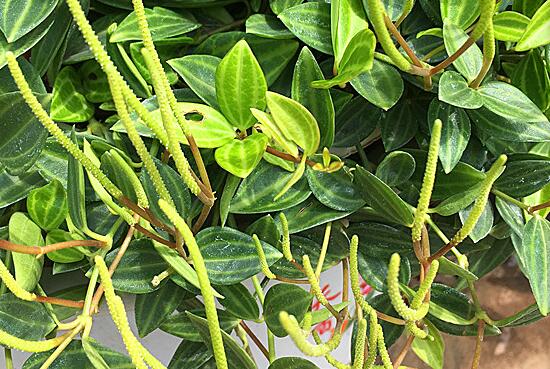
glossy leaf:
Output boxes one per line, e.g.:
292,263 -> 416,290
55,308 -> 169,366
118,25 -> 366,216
216,40 -> 267,131
440,0 -> 480,29
9,212 -> 44,292
161,308 -> 238,342
216,283 -> 260,320
493,11 -> 530,42
494,159 -> 550,197
459,201 -> 494,243
375,151 -> 416,186
50,66 -> 94,122
168,340 -> 213,369
196,226 -> 283,284
495,303 -> 545,327
270,0 -> 304,15
110,7 -> 200,43
215,133 -> 269,178
354,165 -> 414,226
380,100 -> 418,151
264,283 -> 313,337
0,0 -> 57,43
292,47 -> 335,149
306,166 -> 365,211
411,320 -> 444,369
331,0 -> 369,69
246,14 -> 294,39
516,1 -> 550,51
511,50 -> 550,112
279,2 -> 332,55
26,179 -> 67,230
269,357 -> 319,369
442,22 -> 482,82
277,197 -> 353,233
351,59 -> 404,110
438,71 -> 483,109
247,35 -> 299,86
45,229 -> 84,264
0,293 -> 55,340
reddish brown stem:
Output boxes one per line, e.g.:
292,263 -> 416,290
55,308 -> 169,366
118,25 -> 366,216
240,321 -> 270,360
0,239 -> 104,255
35,296 -> 84,309
471,320 -> 485,369
192,203 -> 212,234
430,38 -> 476,76
266,146 -> 316,167
275,276 -> 309,285
119,197 -> 175,235
134,224 -> 177,248
528,200 -> 550,214
427,241 -> 457,263
393,334 -> 415,369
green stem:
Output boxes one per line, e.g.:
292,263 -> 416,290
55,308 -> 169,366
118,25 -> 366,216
315,222 -> 332,278
252,276 -> 275,363
492,189 -> 529,211
4,348 -> 13,369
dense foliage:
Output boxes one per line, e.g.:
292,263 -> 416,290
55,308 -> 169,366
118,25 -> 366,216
0,0 -> 549,368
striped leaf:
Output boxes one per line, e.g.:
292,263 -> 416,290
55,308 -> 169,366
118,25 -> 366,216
292,47 -> 335,149
479,81 -> 547,123
277,197 -> 354,233
26,179 -> 67,230
438,71 -> 483,109
135,281 -> 187,337
279,2 -> 332,55
270,0 -> 304,15
34,140 -> 68,187
216,283 -> 260,320
23,340 -> 133,369
0,0 -> 57,42
109,7 -> 200,43
495,159 -> 550,197
516,0 -> 550,51
495,303 -> 544,327
50,66 -> 94,123
0,293 -> 55,340
306,166 -> 365,211
511,50 -> 550,111
333,96 -> 380,147
513,0 -> 544,17
264,283 -> 313,337
432,182 -> 483,216
0,170 -> 47,209
168,55 -> 220,108
266,91 -> 320,155
493,11 -> 530,42
9,212 -> 44,292
161,310 -> 238,342
197,226 -> 283,285
354,165 -> 414,226
246,14 -> 294,39
351,59 -> 404,110
214,133 -> 269,178
0,92 -> 49,175
269,357 -> 319,369
440,0 -> 480,29
105,239 -> 168,294
411,321 -> 444,369
247,35 -> 299,85
375,151 -> 416,186
153,242 -> 205,295
230,161 -> 311,214
518,216 -> 550,315
79,61 -> 111,103
428,99 -> 471,173
0,55 -> 45,94
331,0 -> 369,70
187,312 -> 256,369
495,197 -> 525,236
169,340 -> 213,369
442,22 -> 482,83
459,201 -> 494,243
380,100 -> 418,151
348,223 -> 413,258
216,40 -> 267,130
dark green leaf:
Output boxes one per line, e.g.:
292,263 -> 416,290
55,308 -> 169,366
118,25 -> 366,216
246,14 -> 294,39
216,283 -> 259,320
168,340 -> 213,369
494,159 -> 550,197
495,303 -> 545,327
168,55 -> 220,108
351,59 -> 404,111
375,151 -> 416,186
277,197 -> 353,233
511,50 -> 550,112
380,100 -> 418,151
0,293 -> 55,340
0,0 -> 57,43
264,283 -> 313,337
279,2 -> 332,54
161,309 -> 238,342
269,357 -> 319,369
305,166 -> 365,211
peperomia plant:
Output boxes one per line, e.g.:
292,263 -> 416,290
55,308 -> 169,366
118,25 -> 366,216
0,0 -> 549,368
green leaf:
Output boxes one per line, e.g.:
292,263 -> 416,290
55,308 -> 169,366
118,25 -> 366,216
0,293 -> 55,340
105,239 -> 168,294
50,66 -> 94,122
442,22 -> 482,82
135,280 -> 187,337
279,2 -> 332,55
100,151 -> 138,204
438,71 -> 483,109
432,182 -> 483,216
26,179 -> 67,231
215,133 -> 269,178
0,92 -> 49,175
516,0 -> 550,51
270,0 -> 304,15
216,39 -> 267,131
351,59 -> 404,110
161,309 -> 238,342
292,47 -> 335,149
109,7 -> 200,43
517,216 -> 550,315
277,197 -> 353,233
269,357 -> 319,369
494,159 -> 550,197
375,151 -> 416,186
358,250 -> 411,292
216,283 -> 260,320
513,0 -> 544,17
168,340 -> 213,369
45,230 -> 84,263
0,170 -> 47,209
264,283 -> 313,337
220,175 -> 241,227
348,223 -> 413,258
428,99 -> 471,173
331,0 -> 369,70
495,197 -> 525,236
479,81 -> 547,123
493,11 -> 530,42
79,60 -> 111,103
34,139 -> 68,188
459,201 -> 493,242
196,226 -> 283,285
440,0 -> 480,29
247,35 -> 299,86
82,337 -> 110,369
495,303 -> 545,327
23,340 -> 133,369
354,165 -> 414,226
230,161 -> 311,214
246,14 -> 294,39
305,166 -> 365,211
0,56 -> 45,94
332,97 -> 380,147
168,55 -> 220,109
266,91 -> 320,155
511,50 -> 550,112
187,312 -> 256,369
411,320 -> 444,369
9,212 -> 44,292
380,100 -> 419,151
0,0 -> 57,43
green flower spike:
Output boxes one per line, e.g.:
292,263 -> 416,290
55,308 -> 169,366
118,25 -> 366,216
449,155 -> 507,247
406,320 -> 429,339
470,0 -> 497,41
312,331 -> 350,369
349,235 -> 374,315
302,255 -> 330,308
412,119 -> 442,243
411,261 -> 440,310
352,318 -> 367,369
387,253 -> 429,321
159,199 -> 228,369
279,311 -> 342,356
0,257 -> 36,301
253,234 -> 276,279
108,150 -> 149,208
471,17 -> 495,88
377,325 -> 393,369
364,310 -> 379,369
279,213 -> 293,262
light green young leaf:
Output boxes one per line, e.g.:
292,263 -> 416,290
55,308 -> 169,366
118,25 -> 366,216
493,11 -> 531,42
442,22 -> 483,83
246,14 -> 295,39
331,0 -> 369,71
459,201 -> 494,243
27,179 -> 67,231
215,133 -> 269,178
411,320 -> 444,369
270,0 -> 304,15
440,0 -> 480,29
438,71 -> 483,109
516,0 -> 550,51
50,66 -> 94,123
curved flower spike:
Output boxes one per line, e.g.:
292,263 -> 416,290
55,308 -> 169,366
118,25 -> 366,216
279,213 -> 293,261
302,255 -> 330,308
352,318 -> 367,369
312,331 -> 350,369
406,320 -> 428,339
411,260 -> 440,310
364,310 -> 379,369
412,120 -> 442,242
0,330 -> 72,353
253,234 -> 276,279
349,235 -> 374,315
279,311 -> 342,356
387,254 -> 430,321
377,325 -> 393,369
0,257 -> 36,301
470,0 -> 497,41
